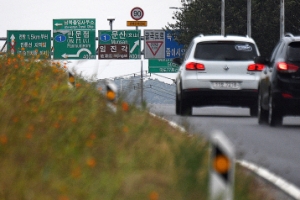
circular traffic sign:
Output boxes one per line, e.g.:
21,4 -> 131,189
130,7 -> 144,21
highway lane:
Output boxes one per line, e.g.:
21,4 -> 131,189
149,104 -> 300,190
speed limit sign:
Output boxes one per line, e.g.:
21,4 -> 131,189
131,7 -> 144,21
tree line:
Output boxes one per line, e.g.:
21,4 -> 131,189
166,0 -> 300,57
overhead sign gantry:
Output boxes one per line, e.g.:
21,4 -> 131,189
4,14 -> 185,74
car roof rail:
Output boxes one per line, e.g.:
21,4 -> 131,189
285,33 -> 294,37
198,34 -> 204,37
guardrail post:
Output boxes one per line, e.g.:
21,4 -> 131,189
105,80 -> 118,112
68,72 -> 75,88
209,130 -> 235,200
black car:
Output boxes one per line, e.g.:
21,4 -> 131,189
256,33 -> 300,126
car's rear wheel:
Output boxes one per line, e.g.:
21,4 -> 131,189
178,85 -> 192,116
180,99 -> 192,116
258,94 -> 268,124
250,104 -> 258,117
268,95 -> 283,126
175,92 -> 180,115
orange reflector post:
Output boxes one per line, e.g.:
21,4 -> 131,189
210,131 -> 235,200
214,155 -> 231,174
68,72 -> 75,87
106,91 -> 116,101
105,80 -> 118,103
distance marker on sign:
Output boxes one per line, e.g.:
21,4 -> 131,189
148,59 -> 179,73
7,30 -> 51,59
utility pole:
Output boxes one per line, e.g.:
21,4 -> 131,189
247,0 -> 251,37
221,0 -> 225,36
280,0 -> 285,39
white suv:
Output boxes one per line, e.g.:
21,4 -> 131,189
173,35 -> 264,116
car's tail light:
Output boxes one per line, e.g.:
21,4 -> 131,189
277,62 -> 299,73
247,64 -> 264,71
186,62 -> 205,70
282,92 -> 293,98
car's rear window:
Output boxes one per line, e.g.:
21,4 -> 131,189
287,42 -> 300,62
194,41 -> 258,61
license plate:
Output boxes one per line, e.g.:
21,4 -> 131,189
212,82 -> 240,89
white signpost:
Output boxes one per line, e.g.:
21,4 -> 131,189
209,130 -> 235,200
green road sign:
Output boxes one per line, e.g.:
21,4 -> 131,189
98,30 -> 141,59
53,19 -> 96,60
148,59 -> 179,73
7,30 -> 51,59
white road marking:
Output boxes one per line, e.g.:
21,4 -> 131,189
150,111 -> 300,199
237,160 -> 300,200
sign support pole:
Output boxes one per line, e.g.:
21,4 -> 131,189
280,0 -> 285,39
247,0 -> 251,38
140,57 -> 144,106
139,25 -> 143,106
221,0 -> 225,36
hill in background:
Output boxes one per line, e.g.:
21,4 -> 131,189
97,76 -> 176,105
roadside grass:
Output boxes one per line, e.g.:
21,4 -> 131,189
0,55 -> 275,200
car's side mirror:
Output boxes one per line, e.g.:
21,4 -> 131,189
254,56 -> 269,65
172,57 -> 182,65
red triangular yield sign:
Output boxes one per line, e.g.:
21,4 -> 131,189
146,41 -> 163,56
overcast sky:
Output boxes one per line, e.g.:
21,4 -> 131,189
0,0 -> 183,83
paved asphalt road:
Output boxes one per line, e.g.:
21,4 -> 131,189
149,104 -> 300,194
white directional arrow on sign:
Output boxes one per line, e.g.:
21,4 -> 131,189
130,40 -> 139,53
10,34 -> 16,46
62,48 -> 92,58
10,34 -> 15,55
10,34 -> 15,45
55,23 -> 63,27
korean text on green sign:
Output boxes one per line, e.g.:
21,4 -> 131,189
7,30 -> 51,59
148,59 -> 179,73
53,19 -> 96,60
98,30 -> 141,59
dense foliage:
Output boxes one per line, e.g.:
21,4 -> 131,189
0,55 -> 210,199
166,0 -> 300,57
0,55 -> 279,199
